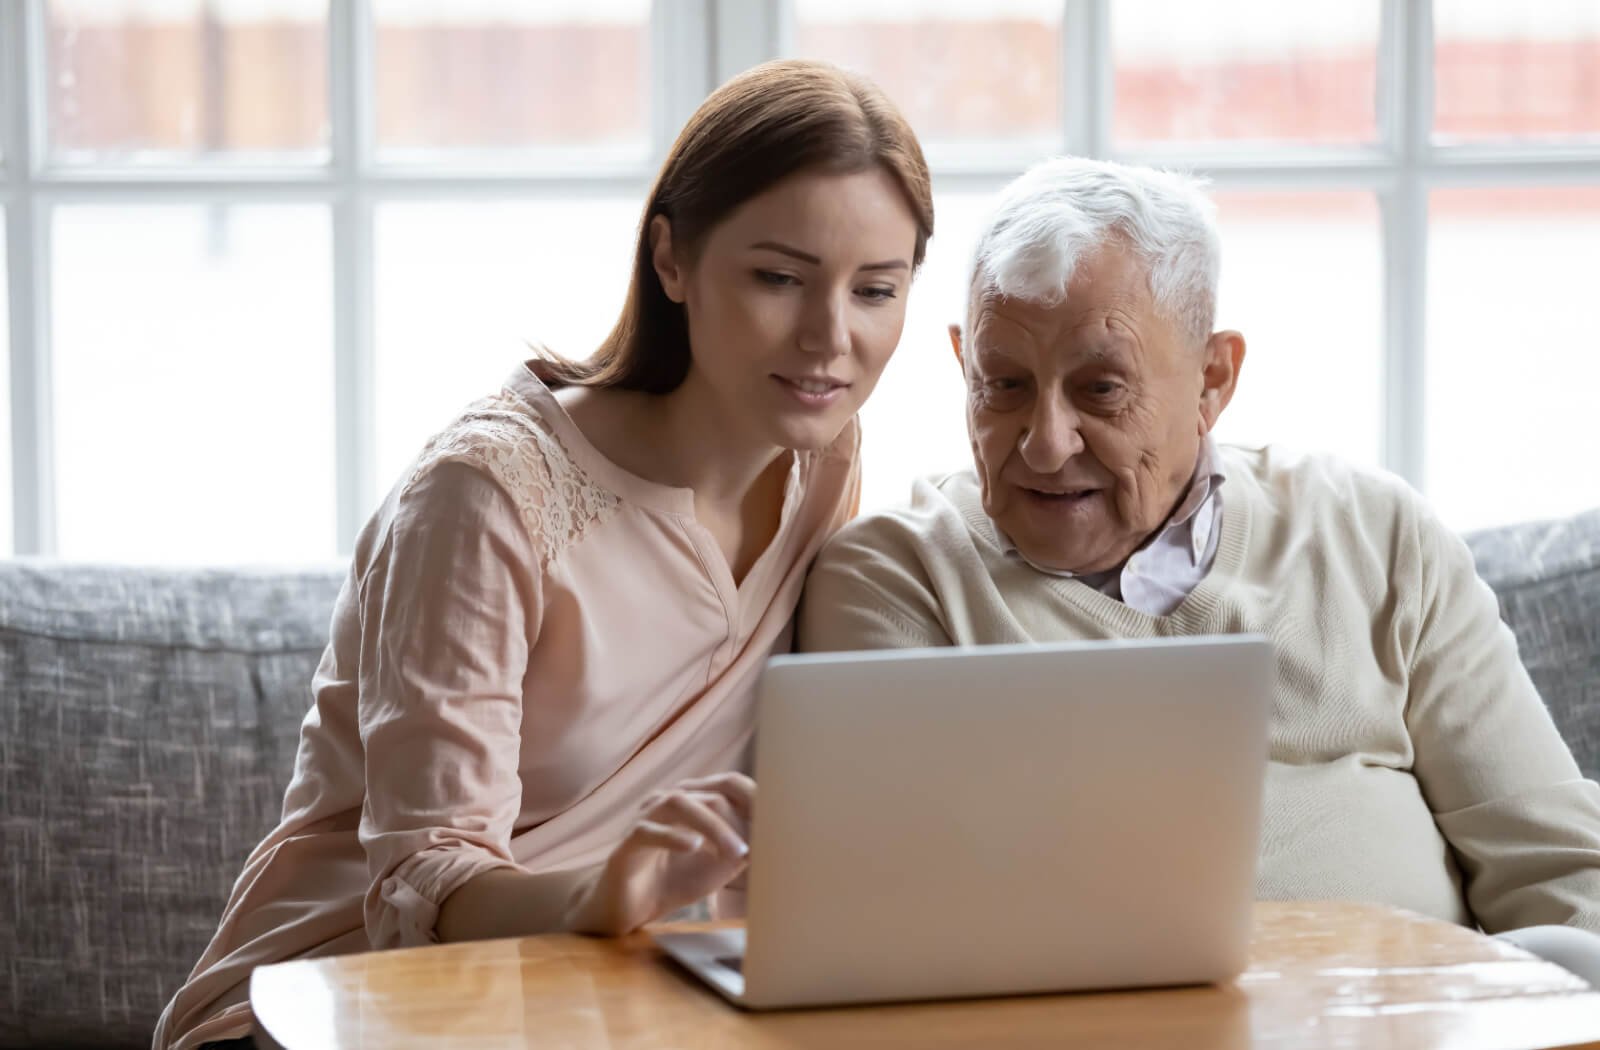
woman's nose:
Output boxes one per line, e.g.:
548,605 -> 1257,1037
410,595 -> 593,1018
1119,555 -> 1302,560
798,289 -> 850,358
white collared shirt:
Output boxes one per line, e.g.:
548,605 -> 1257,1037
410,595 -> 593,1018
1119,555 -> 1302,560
1003,436 -> 1226,616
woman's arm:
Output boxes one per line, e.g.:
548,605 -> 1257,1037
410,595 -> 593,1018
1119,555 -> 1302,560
436,865 -> 599,942
360,458 -> 756,945
440,771 -> 755,939
356,460 -> 540,949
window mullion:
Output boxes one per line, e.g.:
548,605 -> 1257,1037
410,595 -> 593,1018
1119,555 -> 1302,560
711,0 -> 781,85
330,0 -> 376,552
5,0 -> 53,555
651,0 -> 713,170
1378,0 -> 1432,490
1061,0 -> 1107,158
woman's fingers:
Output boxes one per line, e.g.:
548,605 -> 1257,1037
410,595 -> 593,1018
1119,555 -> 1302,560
626,819 -> 705,854
645,790 -> 748,860
674,772 -> 756,821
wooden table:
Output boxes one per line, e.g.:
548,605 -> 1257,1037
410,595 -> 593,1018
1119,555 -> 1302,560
252,900 -> 1600,1049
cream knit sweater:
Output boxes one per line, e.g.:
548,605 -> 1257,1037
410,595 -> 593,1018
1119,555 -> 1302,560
797,444 -> 1600,933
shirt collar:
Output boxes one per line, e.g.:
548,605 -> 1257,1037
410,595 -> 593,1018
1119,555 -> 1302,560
1000,435 -> 1227,578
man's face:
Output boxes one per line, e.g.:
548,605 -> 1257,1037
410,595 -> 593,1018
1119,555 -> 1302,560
959,239 -> 1231,575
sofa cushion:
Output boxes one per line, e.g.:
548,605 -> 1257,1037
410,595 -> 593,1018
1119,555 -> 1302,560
1465,508 -> 1600,780
0,561 -> 343,1050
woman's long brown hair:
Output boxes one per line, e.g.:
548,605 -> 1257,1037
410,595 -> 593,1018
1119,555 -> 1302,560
534,59 -> 934,393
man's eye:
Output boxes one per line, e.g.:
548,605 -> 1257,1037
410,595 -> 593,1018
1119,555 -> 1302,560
1087,380 -> 1123,398
977,376 -> 1029,410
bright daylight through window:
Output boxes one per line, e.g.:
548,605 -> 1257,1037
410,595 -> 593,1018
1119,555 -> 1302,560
3,0 -> 1598,561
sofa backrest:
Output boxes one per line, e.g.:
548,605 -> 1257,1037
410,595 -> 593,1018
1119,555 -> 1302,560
0,562 -> 343,1050
1465,508 -> 1600,780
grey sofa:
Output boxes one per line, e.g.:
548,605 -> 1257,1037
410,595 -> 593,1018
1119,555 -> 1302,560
3,509 -> 1598,1049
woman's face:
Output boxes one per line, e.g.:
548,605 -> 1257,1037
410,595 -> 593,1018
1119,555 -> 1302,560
653,167 -> 921,452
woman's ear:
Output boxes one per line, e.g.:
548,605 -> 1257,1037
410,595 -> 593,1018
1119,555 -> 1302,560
1198,330 -> 1247,434
649,214 -> 687,304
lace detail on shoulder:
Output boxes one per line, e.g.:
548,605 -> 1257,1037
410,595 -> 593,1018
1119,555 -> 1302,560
404,389 -> 620,568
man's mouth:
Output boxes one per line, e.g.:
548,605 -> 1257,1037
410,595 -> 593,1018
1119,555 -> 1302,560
1022,487 -> 1100,505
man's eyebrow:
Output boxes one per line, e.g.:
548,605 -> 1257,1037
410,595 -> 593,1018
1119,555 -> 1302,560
973,343 -> 1025,366
749,241 -> 908,272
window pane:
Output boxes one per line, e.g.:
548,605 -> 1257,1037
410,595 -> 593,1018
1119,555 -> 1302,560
858,190 -> 992,512
1111,2 -> 1379,146
374,198 -> 640,496
1426,187 -> 1600,530
373,0 -> 650,161
53,205 -> 334,562
792,0 -> 1063,157
46,0 -> 328,163
1209,192 -> 1382,466
1434,0 -> 1600,144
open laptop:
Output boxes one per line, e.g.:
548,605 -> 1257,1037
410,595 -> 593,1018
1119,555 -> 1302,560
653,634 -> 1273,1010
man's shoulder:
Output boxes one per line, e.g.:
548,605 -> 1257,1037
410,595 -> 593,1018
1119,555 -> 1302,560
826,467 -> 989,561
1218,443 -> 1449,569
1219,442 -> 1420,514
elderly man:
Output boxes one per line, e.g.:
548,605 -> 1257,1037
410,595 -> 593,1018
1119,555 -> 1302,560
797,157 -> 1600,978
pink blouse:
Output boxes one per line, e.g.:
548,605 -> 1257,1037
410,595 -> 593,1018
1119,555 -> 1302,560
155,362 -> 860,1050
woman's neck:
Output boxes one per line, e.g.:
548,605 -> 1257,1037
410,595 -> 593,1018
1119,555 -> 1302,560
559,377 -> 788,510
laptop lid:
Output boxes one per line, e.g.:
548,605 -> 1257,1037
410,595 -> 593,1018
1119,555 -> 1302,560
738,634 -> 1272,1009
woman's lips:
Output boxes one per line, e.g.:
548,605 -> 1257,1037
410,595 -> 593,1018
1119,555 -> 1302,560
773,374 -> 848,407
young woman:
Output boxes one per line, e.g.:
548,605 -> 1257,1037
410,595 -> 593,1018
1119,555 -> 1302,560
155,59 -> 933,1050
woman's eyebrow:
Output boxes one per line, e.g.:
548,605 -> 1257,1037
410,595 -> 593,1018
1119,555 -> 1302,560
749,240 -> 908,272
749,240 -> 820,264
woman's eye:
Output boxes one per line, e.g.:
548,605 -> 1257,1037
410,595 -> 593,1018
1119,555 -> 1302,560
1087,380 -> 1123,398
756,270 -> 798,286
857,285 -> 898,302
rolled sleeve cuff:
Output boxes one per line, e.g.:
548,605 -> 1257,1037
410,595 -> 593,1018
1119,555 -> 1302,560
370,846 -> 523,949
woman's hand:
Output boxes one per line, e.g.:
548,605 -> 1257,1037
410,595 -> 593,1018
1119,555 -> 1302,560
568,772 -> 754,936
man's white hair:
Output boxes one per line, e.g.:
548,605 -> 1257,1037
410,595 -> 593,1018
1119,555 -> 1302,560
969,157 -> 1221,346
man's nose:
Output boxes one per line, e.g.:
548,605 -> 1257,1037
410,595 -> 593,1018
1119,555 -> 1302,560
798,288 -> 850,358
1018,389 -> 1084,473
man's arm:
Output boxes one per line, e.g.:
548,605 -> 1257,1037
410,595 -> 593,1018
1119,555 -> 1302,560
797,515 -> 955,653
1405,496 -> 1600,933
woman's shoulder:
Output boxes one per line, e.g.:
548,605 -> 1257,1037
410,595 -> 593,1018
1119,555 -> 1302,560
402,386 -> 621,568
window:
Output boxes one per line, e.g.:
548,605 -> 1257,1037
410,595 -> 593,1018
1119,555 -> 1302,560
790,0 -> 1600,524
6,1 -> 1599,560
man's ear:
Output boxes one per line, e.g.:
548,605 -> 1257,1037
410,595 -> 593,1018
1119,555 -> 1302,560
1198,330 -> 1246,434
649,214 -> 687,304
948,323 -> 965,372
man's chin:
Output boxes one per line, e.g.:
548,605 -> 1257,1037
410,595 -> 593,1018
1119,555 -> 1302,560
1010,530 -> 1128,576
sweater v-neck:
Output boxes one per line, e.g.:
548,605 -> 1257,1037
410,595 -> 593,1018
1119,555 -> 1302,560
953,464 -> 1255,638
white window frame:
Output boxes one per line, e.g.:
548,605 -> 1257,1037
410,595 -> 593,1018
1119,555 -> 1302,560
5,0 -> 1599,556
